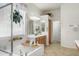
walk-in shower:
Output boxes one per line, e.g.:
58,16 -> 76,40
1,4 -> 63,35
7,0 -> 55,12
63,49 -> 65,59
0,3 -> 13,56
0,3 -> 26,56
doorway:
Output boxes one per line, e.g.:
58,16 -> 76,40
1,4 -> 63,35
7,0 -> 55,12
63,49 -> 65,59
52,20 -> 61,43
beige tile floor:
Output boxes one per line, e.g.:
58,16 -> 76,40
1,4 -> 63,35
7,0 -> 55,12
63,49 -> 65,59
44,42 -> 79,56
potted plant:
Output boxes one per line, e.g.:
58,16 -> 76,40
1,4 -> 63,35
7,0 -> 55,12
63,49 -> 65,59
13,10 -> 23,24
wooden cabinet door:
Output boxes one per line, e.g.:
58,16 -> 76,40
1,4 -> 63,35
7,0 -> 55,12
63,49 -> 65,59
36,36 -> 46,45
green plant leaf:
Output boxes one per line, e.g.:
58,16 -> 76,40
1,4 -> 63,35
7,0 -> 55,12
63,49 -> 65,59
13,10 -> 23,24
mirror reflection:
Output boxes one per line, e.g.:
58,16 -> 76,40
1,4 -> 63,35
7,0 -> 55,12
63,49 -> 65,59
28,16 -> 46,36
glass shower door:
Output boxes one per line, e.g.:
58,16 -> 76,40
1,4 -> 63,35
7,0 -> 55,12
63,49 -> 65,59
0,4 -> 13,56
0,3 -> 26,56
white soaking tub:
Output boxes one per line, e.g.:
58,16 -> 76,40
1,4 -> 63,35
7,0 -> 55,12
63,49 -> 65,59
13,44 -> 44,56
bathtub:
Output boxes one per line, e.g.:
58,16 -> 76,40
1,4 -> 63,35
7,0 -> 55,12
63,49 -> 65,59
13,44 -> 44,56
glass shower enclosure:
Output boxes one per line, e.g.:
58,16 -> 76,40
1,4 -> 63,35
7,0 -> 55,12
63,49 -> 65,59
0,3 -> 14,56
0,3 -> 26,56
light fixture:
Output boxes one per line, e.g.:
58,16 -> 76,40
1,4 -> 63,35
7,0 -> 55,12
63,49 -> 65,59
30,16 -> 40,21
41,20 -> 45,23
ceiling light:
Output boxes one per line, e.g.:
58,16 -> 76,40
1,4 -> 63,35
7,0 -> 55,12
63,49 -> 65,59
41,20 -> 45,23
30,16 -> 40,21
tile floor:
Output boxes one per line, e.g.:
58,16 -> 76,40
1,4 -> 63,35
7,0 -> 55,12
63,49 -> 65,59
44,42 -> 79,56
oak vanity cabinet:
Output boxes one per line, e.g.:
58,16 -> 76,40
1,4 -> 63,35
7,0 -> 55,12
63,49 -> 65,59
36,35 -> 46,45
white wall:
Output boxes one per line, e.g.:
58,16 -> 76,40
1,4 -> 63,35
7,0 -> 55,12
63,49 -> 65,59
61,4 -> 79,48
27,3 -> 40,17
52,8 -> 60,21
51,8 -> 61,43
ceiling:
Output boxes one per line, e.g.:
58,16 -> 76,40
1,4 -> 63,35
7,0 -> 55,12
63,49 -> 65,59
34,3 -> 61,11
0,3 -> 61,11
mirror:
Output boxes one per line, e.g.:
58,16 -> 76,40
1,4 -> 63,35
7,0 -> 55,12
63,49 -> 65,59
28,16 -> 47,36
33,20 -> 41,35
41,21 -> 46,32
